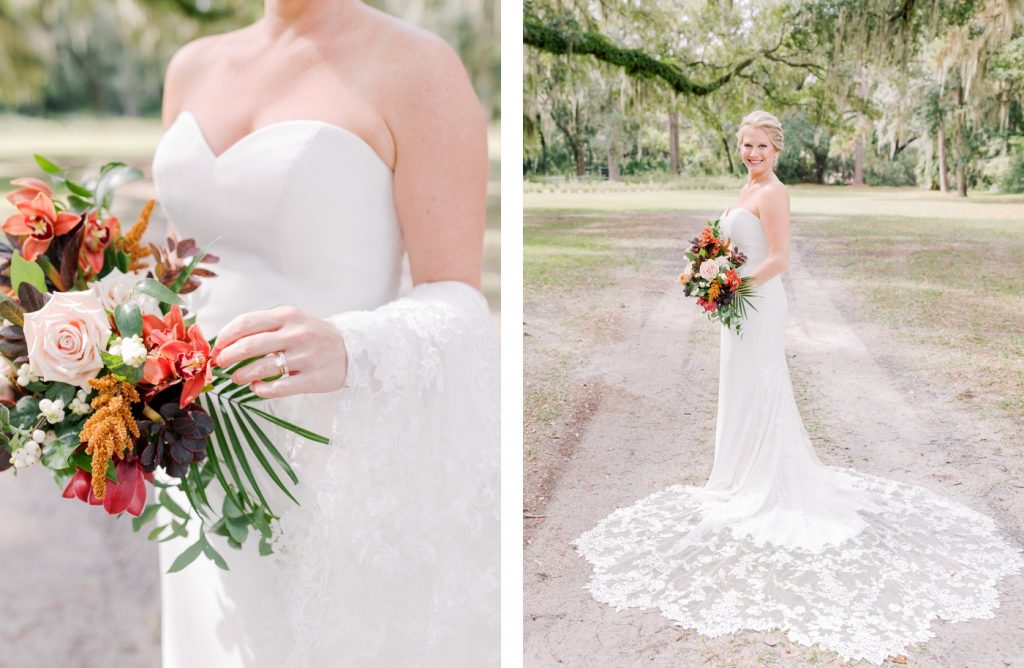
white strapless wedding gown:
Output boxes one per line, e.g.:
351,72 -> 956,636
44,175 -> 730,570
151,111 -> 499,667
572,206 -> 1023,664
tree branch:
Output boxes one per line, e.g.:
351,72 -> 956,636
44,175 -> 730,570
524,9 -> 760,96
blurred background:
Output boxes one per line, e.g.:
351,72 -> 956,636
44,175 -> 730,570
0,0 -> 499,665
524,0 -> 1023,193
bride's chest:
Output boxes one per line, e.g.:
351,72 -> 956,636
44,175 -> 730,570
151,111 -> 404,275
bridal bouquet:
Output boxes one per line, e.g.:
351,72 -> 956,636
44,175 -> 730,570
679,217 -> 758,335
0,156 -> 327,572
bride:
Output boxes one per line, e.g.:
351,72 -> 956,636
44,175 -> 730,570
572,110 -> 1023,664
150,0 -> 498,665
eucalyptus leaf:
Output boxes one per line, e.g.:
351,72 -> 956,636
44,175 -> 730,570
94,164 -> 143,211
114,302 -> 143,338
133,278 -> 184,306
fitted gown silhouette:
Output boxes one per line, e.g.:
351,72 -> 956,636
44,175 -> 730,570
150,110 -> 500,667
572,206 -> 1023,663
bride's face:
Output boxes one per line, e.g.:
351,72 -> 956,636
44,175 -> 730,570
738,126 -> 778,176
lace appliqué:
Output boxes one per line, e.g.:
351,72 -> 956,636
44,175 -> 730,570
573,467 -> 1024,664
251,281 -> 500,666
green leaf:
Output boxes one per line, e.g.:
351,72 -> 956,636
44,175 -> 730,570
34,154 -> 62,174
223,494 -> 244,520
166,536 -> 206,573
43,382 -> 76,407
201,538 -> 230,571
206,394 -> 268,510
239,407 -> 299,485
224,516 -> 248,544
64,179 -> 93,199
214,397 -> 274,512
10,251 -> 47,296
197,395 -> 248,513
258,536 -> 273,556
114,303 -> 143,338
133,278 -> 184,306
178,467 -> 211,521
158,520 -> 189,543
10,396 -> 40,430
132,503 -> 161,532
0,295 -> 25,327
186,462 -> 212,516
70,451 -> 118,482
244,405 -> 330,445
40,432 -> 78,471
147,524 -> 168,541
67,195 -> 92,212
94,164 -> 143,212
159,488 -> 191,521
169,237 -> 221,294
0,404 -> 10,434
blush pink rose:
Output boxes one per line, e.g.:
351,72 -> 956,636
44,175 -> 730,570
698,260 -> 719,281
24,291 -> 112,388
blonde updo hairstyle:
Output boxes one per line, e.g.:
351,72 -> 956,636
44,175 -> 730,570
736,110 -> 784,167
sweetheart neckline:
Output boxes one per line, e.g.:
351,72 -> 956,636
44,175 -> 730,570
723,206 -> 760,221
171,110 -> 394,172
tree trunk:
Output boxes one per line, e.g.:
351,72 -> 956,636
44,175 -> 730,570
669,110 -> 680,174
957,164 -> 967,197
572,142 -> 586,176
937,123 -> 949,193
853,133 -> 864,185
607,146 -> 620,181
719,134 -> 734,173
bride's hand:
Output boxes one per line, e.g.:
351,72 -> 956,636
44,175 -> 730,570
210,306 -> 349,398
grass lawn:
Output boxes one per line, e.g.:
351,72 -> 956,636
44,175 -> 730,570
525,184 -> 1024,429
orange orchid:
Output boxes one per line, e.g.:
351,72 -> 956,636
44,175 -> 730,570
724,269 -> 742,291
2,191 -> 81,261
79,210 -> 120,275
5,177 -> 52,206
141,305 -> 213,407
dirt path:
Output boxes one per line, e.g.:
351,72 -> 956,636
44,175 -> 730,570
523,212 -> 1024,667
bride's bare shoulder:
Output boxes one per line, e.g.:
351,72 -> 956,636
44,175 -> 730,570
360,8 -> 477,112
161,29 -> 254,126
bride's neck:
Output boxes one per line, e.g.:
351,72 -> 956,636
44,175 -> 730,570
262,0 -> 360,36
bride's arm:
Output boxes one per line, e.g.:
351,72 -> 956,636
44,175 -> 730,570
211,33 -> 491,398
747,188 -> 791,288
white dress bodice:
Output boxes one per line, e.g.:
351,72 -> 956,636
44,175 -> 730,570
152,110 -> 403,333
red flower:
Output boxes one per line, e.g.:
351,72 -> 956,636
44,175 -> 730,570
724,269 -> 742,291
696,297 -> 718,312
62,458 -> 151,517
5,177 -> 52,206
2,191 -> 80,261
141,304 -> 213,407
79,211 -> 120,275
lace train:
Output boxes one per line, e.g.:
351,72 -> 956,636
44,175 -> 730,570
573,467 -> 1023,664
